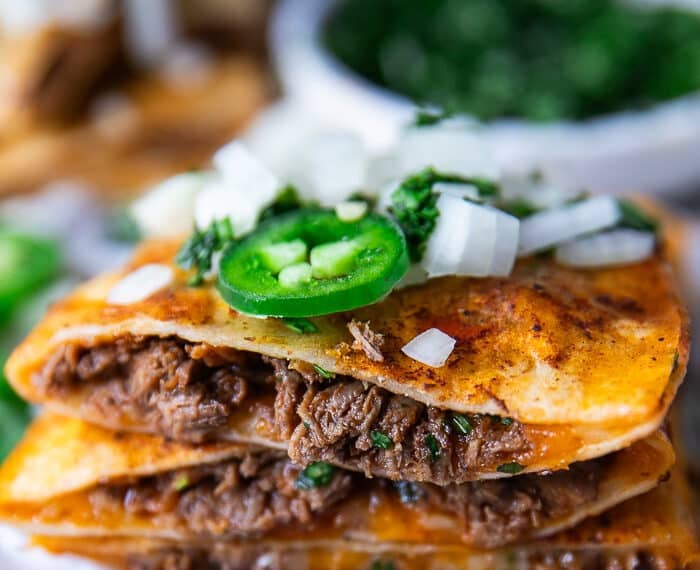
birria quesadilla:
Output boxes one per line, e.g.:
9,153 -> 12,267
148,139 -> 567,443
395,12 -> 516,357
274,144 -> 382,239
5,237 -> 688,484
0,414 -> 678,549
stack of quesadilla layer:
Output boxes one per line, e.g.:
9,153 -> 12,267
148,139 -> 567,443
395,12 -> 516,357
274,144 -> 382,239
0,236 -> 696,569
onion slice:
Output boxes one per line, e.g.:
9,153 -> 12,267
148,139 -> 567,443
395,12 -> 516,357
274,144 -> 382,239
401,328 -> 456,368
422,194 -> 519,278
107,264 -> 173,305
555,229 -> 656,268
518,196 -> 620,255
131,172 -> 212,238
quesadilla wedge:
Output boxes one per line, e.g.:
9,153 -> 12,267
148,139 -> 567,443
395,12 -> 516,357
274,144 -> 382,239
0,414 -> 677,549
4,238 -> 688,483
28,454 -> 699,570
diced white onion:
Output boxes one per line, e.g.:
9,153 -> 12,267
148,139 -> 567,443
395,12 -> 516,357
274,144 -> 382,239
196,141 -> 280,237
213,141 -> 280,207
401,328 -> 456,368
500,171 -> 578,209
432,182 -> 480,201
242,99 -> 329,183
396,125 -> 501,180
297,131 -> 368,206
194,178 -> 259,238
131,172 -> 212,238
107,264 -> 173,305
555,229 -> 656,268
422,194 -> 519,278
335,200 -> 368,222
396,264 -> 428,289
518,196 -> 620,256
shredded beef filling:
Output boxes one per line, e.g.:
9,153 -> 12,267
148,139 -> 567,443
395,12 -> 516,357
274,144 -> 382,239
88,450 -> 353,538
89,449 -> 602,548
37,336 -> 533,483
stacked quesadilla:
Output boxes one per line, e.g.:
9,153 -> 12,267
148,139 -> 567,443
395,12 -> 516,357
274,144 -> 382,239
0,129 -> 698,568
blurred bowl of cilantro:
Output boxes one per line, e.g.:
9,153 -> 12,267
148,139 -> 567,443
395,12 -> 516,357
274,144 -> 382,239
271,0 -> 700,195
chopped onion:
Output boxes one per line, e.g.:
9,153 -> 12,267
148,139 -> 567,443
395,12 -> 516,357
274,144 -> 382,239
401,328 -> 456,368
213,141 -> 279,207
500,171 -> 578,209
297,131 -> 368,206
131,172 -> 212,238
107,264 -> 173,305
242,99 -> 329,183
422,194 -> 519,278
194,178 -> 260,238
518,196 -> 620,256
335,200 -> 368,222
432,182 -> 480,201
396,264 -> 428,289
555,229 -> 656,268
396,124 -> 501,180
196,142 -> 280,237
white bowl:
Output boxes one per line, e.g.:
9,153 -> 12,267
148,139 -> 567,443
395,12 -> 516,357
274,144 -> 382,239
270,0 -> 700,195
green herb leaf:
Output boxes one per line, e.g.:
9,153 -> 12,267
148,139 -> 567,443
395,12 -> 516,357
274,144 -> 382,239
414,108 -> 453,127
394,480 -> 422,504
370,430 -> 394,449
370,559 -> 395,570
260,185 -> 303,221
617,199 -> 659,233
486,414 -> 514,426
312,364 -> 335,379
176,218 -> 234,286
502,198 -> 540,219
295,461 -> 336,490
424,433 -> 441,461
497,462 -> 525,474
391,168 -> 500,262
174,476 -> 190,491
451,414 -> 473,435
282,317 -> 318,334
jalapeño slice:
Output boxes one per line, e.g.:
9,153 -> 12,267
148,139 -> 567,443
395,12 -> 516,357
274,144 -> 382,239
217,209 -> 409,317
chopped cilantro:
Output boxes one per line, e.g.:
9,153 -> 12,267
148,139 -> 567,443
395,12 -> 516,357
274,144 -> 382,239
370,560 -> 395,570
617,199 -> 659,233
370,430 -> 394,449
312,364 -> 335,379
502,198 -> 540,219
175,218 -> 234,286
295,461 -> 336,490
497,462 -> 525,474
451,414 -> 473,436
281,317 -> 318,334
391,168 -> 500,262
424,434 -> 441,461
414,108 -> 453,126
259,185 -> 303,221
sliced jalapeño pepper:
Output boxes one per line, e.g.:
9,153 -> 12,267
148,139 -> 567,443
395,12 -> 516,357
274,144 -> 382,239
217,209 -> 409,317
0,230 -> 61,327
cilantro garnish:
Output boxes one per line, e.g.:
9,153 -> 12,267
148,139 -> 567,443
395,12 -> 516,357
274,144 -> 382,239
175,218 -> 234,286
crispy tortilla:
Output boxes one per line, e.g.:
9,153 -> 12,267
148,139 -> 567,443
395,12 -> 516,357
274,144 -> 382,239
4,239 -> 689,475
30,464 -> 700,569
0,414 -> 676,547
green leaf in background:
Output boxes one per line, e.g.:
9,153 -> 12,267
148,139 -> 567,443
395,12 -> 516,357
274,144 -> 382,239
0,364 -> 30,461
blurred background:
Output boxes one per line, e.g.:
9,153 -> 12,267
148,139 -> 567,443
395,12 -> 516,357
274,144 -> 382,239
0,0 -> 698,507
